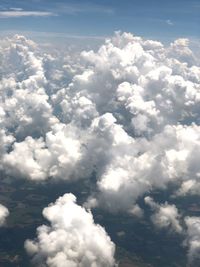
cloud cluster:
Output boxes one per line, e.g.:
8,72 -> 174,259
0,32 -> 200,205
25,193 -> 116,267
76,32 -> 200,211
0,204 -> 9,226
3,124 -> 85,181
0,32 -> 200,263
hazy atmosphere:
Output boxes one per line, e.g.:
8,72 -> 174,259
0,1 -> 200,267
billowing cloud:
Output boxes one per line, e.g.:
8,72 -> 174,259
0,204 -> 9,226
3,123 -> 84,181
145,196 -> 182,233
25,193 -> 116,267
0,35 -> 58,139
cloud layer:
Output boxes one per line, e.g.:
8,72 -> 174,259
0,32 -> 200,263
0,32 -> 200,206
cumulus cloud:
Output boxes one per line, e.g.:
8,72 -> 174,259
144,196 -> 182,233
185,217 -> 200,264
78,32 -> 200,211
25,193 -> 116,267
0,35 -> 58,139
85,122 -> 200,212
3,123 -> 87,181
0,204 -> 9,226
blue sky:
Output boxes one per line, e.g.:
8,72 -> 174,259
0,0 -> 199,42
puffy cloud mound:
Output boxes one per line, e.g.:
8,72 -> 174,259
76,32 -> 200,211
3,124 -> 85,181
185,217 -> 200,264
24,193 -> 116,267
0,204 -> 9,226
0,35 -> 58,139
144,196 -> 182,233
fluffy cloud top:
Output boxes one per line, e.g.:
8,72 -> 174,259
0,35 -> 58,139
25,193 -> 116,267
3,124 -> 84,181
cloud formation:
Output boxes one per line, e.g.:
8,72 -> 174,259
145,196 -> 182,233
0,31 -> 200,264
0,32 -> 200,209
25,193 -> 116,267
185,217 -> 200,264
0,204 -> 9,226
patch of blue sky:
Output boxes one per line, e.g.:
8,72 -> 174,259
0,0 -> 199,42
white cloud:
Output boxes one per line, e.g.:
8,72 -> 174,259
3,123 -> 86,181
185,217 -> 200,264
9,8 -> 24,11
0,11 -> 55,18
145,197 -> 182,233
0,204 -> 9,226
25,193 -> 116,267
166,19 -> 174,26
0,35 -> 58,138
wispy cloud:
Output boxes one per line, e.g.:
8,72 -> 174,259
58,4 -> 114,15
0,10 -> 55,18
166,19 -> 174,26
36,1 -> 115,16
0,29 -> 107,40
0,2 -> 114,19
9,7 -> 23,11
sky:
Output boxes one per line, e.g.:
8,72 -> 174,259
0,0 -> 199,42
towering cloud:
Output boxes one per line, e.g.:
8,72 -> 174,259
0,35 -> 58,139
25,193 -> 116,267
